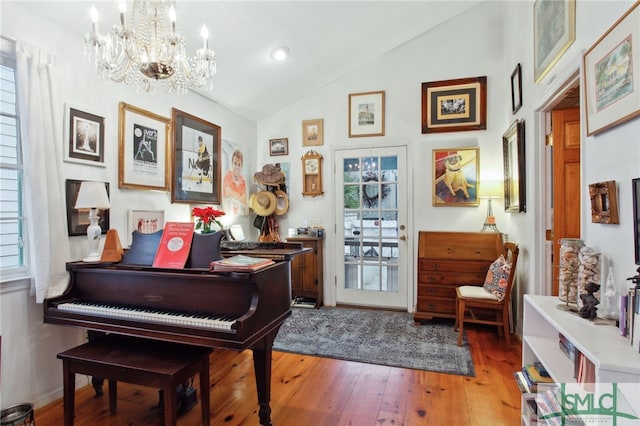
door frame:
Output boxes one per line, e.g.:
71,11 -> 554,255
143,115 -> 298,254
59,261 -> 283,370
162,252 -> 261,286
532,57 -> 582,299
328,142 -> 414,311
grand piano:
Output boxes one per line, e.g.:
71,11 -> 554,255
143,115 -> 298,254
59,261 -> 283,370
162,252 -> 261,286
44,240 -> 307,426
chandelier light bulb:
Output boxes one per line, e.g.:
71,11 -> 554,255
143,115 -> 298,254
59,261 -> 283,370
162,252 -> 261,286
201,25 -> 209,49
118,1 -> 126,26
89,6 -> 99,35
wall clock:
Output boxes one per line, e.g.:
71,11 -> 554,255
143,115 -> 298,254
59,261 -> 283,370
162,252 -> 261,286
301,150 -> 323,197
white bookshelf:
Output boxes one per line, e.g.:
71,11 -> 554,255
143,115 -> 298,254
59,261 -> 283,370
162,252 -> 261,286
521,295 -> 640,425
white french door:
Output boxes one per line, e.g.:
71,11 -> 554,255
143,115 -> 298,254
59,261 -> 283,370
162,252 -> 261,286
334,146 -> 408,309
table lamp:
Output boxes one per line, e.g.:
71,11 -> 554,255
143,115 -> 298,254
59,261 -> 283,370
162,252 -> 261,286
74,181 -> 110,262
478,179 -> 503,233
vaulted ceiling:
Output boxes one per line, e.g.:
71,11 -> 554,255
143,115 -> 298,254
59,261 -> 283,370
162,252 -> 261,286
10,1 -> 485,121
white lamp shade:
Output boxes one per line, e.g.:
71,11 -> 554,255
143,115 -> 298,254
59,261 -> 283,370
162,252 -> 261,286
75,181 -> 110,209
478,179 -> 503,199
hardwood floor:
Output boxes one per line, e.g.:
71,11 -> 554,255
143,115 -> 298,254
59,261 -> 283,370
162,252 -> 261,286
34,323 -> 522,425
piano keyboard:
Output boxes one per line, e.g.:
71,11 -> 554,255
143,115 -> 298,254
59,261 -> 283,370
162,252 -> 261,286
57,301 -> 237,331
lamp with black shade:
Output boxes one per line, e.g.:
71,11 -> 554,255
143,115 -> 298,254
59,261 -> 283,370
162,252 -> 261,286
479,179 -> 503,233
74,181 -> 110,262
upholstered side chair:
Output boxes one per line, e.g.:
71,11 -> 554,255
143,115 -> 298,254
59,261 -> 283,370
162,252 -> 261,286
455,241 -> 520,346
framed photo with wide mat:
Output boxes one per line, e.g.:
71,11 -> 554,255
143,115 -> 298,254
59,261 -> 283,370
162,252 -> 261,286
421,77 -> 487,133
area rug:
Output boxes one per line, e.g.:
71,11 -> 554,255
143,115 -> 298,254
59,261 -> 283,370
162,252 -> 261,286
273,307 -> 475,377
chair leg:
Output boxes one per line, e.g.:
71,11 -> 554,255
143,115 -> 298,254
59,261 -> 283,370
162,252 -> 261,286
503,309 -> 511,346
457,298 -> 465,346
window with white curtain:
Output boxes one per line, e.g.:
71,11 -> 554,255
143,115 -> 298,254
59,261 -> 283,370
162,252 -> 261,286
0,37 -> 27,277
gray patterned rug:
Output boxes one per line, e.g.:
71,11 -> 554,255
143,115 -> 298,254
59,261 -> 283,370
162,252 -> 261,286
273,307 -> 475,377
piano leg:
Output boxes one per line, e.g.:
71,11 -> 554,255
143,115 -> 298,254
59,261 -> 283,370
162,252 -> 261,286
87,330 -> 106,397
252,328 -> 280,426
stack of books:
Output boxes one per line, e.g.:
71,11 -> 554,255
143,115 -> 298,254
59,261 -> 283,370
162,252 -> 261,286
209,255 -> 275,272
535,385 -> 563,426
514,363 -> 553,394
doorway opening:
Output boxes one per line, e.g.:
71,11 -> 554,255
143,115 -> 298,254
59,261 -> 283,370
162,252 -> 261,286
542,79 -> 582,296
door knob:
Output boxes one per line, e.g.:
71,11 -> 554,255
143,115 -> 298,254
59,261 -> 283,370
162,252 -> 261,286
399,234 -> 407,241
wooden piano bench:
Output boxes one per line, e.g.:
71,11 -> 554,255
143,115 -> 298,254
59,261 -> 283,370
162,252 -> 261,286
57,334 -> 212,426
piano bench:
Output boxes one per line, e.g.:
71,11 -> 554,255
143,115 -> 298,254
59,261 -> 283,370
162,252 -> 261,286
57,334 -> 212,426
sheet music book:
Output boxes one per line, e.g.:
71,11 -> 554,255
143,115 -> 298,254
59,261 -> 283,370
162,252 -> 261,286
152,222 -> 195,269
209,255 -> 274,272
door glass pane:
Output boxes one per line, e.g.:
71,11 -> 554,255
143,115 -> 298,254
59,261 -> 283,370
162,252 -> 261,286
342,154 -> 399,294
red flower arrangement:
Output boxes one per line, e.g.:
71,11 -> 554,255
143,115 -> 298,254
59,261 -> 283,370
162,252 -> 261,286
192,206 -> 225,234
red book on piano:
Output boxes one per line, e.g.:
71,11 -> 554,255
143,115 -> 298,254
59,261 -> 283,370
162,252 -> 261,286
152,222 -> 195,269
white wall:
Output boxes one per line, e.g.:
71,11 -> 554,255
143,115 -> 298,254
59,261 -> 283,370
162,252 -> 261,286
0,1 -> 257,410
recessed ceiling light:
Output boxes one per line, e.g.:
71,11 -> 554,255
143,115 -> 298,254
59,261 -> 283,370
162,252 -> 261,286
270,46 -> 289,61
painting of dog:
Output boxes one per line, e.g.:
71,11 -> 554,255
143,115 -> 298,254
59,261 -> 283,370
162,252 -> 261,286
432,148 -> 479,206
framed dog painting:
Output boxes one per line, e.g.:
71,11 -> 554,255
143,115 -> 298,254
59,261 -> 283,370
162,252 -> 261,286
432,147 -> 479,206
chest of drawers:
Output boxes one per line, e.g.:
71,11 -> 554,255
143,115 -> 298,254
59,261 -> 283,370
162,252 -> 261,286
415,231 -> 503,322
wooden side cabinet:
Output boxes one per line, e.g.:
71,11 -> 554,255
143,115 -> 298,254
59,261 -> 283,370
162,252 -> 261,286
415,231 -> 503,323
287,236 -> 323,307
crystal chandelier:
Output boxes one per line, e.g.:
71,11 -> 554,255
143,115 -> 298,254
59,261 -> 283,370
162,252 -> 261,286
84,0 -> 216,94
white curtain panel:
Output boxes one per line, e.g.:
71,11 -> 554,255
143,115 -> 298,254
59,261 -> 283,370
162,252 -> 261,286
16,42 -> 70,302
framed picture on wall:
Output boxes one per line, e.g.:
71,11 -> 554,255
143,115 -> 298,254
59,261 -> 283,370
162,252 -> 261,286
588,180 -> 619,224
511,63 -> 523,114
171,108 -> 222,204
65,179 -> 110,236
583,1 -> 640,136
502,119 -> 526,213
118,102 -> 171,191
127,209 -> 165,246
269,138 -> 289,156
432,147 -> 479,207
348,91 -> 385,137
421,77 -> 486,133
533,0 -> 575,83
63,104 -> 105,166
302,119 -> 323,146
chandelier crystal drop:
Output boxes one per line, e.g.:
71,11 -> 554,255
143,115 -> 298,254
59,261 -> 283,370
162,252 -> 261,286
84,0 -> 216,94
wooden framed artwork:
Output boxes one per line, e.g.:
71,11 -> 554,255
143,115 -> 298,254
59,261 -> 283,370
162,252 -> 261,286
302,119 -> 323,146
127,209 -> 165,246
502,119 -> 526,213
64,104 -> 105,166
118,102 -> 171,191
65,179 -> 110,236
533,0 -> 575,83
171,108 -> 222,204
421,77 -> 486,134
432,147 -> 479,207
511,63 -> 523,114
348,91 -> 385,137
269,138 -> 289,156
583,1 -> 640,136
589,180 -> 619,224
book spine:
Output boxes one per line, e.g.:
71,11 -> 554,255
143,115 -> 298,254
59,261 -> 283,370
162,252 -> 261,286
620,293 -> 628,336
513,371 -> 532,394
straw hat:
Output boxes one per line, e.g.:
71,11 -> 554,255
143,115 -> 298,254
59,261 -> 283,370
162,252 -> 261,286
249,191 -> 277,216
274,190 -> 289,216
254,164 -> 284,186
